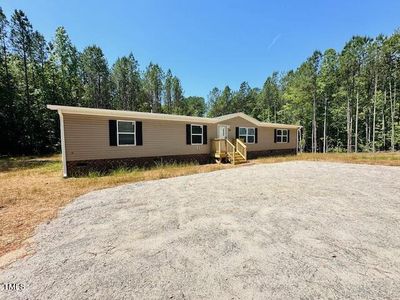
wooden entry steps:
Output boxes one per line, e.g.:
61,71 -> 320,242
211,138 -> 247,165
225,151 -> 247,165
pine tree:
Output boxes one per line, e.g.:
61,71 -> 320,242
172,76 -> 184,114
164,69 -> 173,114
111,53 -> 141,110
80,45 -> 110,108
143,63 -> 163,112
50,26 -> 81,106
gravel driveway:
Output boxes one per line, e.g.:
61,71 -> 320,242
1,161 -> 400,299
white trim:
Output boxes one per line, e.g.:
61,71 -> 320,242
117,120 -> 136,146
58,112 -> 68,178
238,127 -> 255,144
215,112 -> 262,127
296,127 -> 303,153
276,129 -> 289,143
190,124 -> 203,145
47,105 -> 301,129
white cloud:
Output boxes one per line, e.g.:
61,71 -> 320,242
267,34 -> 281,50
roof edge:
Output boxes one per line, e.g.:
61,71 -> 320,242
47,105 -> 301,128
47,105 -> 215,123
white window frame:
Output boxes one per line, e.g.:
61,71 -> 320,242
117,120 -> 136,146
239,127 -> 255,144
191,124 -> 203,145
276,129 -> 288,143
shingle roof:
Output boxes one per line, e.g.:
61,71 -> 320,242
47,105 -> 301,129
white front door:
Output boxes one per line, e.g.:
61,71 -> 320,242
217,125 -> 228,139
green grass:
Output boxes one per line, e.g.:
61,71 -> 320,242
0,154 -> 62,172
74,161 -> 201,178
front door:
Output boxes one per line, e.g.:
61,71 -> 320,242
217,125 -> 228,139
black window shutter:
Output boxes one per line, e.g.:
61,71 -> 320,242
186,124 -> 191,145
274,129 -> 277,143
287,130 -> 290,143
136,121 -> 143,145
203,125 -> 207,144
235,127 -> 239,138
255,128 -> 258,143
109,120 -> 117,146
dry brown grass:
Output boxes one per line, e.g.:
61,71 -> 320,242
254,151 -> 400,166
1,151 -> 399,259
0,156 -> 229,257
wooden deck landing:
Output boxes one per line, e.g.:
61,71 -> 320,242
211,138 -> 247,165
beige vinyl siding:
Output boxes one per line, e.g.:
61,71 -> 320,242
216,117 -> 297,151
64,113 -> 216,161
63,113 -> 297,162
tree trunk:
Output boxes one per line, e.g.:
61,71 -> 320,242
365,115 -> 369,150
311,122 -> 314,153
97,75 -> 101,108
22,50 -> 30,107
2,39 -> 9,78
382,90 -> 386,149
323,96 -> 327,153
312,96 -> 317,153
355,90 -> 359,153
389,81 -> 395,151
346,97 -> 352,153
372,73 -> 378,152
368,110 -> 371,147
22,45 -> 33,151
336,127 -> 340,152
350,106 -> 353,152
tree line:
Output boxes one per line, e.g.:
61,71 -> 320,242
0,8 -> 206,155
1,7 -> 399,155
207,33 -> 400,152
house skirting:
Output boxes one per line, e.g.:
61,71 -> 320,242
66,149 -> 296,177
247,148 -> 296,159
66,154 -> 211,177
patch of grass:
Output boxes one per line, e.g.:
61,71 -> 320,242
86,170 -> 103,178
301,152 -> 400,166
38,161 -> 62,173
254,152 -> 400,166
0,155 -> 59,172
109,166 -> 138,176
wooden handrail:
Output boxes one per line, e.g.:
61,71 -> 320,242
235,138 -> 247,161
226,139 -> 235,149
226,139 -> 236,164
211,138 -> 247,164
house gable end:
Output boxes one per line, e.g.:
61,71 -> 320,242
213,113 -> 261,127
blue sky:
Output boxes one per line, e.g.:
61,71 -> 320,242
2,1 -> 400,99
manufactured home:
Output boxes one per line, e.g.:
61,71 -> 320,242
48,105 -> 302,177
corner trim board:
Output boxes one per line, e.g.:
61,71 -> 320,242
58,111 -> 68,178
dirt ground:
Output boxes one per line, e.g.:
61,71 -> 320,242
1,161 -> 400,299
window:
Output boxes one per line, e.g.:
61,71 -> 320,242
239,127 -> 255,144
191,124 -> 203,145
276,129 -> 288,143
117,120 -> 135,146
